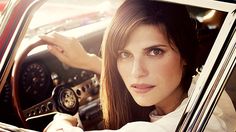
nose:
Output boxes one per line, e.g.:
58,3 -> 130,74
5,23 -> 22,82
131,58 -> 148,78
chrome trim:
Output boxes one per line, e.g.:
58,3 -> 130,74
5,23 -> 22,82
159,0 -> 236,12
0,0 -> 47,93
0,0 -> 20,35
172,1 -> 236,131
154,0 -> 236,131
194,22 -> 236,131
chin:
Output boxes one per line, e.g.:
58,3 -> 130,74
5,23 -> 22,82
134,99 -> 154,107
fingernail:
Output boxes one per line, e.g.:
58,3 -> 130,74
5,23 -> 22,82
47,45 -> 52,50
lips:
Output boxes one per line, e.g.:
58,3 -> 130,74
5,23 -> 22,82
130,83 -> 155,93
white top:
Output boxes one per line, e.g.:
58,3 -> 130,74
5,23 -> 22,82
60,75 -> 236,132
148,92 -> 236,132
65,100 -> 235,132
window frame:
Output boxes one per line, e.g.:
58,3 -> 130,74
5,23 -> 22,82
156,0 -> 236,131
0,0 -> 47,94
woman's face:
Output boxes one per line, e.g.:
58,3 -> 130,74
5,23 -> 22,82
117,24 -> 186,113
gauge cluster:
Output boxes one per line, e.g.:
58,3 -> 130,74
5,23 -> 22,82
0,11 -> 105,130
13,49 -> 102,130
19,62 -> 52,109
18,50 -> 97,109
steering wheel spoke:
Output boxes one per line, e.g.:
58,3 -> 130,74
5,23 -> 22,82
23,75 -> 99,121
71,75 -> 100,106
11,40 -> 100,128
23,97 -> 56,121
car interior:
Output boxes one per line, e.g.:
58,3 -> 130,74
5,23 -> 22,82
0,0 -> 235,131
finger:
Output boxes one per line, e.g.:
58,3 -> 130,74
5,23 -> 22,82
52,32 -> 68,41
52,32 -> 73,46
39,34 -> 65,48
39,35 -> 57,45
47,45 -> 74,67
52,32 -> 80,48
48,45 -> 64,53
43,121 -> 53,132
47,45 -> 67,61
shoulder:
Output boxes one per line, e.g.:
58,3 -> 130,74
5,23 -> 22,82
120,121 -> 167,132
205,91 -> 236,132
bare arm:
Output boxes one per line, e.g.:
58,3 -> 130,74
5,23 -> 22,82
43,113 -> 115,132
42,113 -> 170,132
40,32 -> 101,74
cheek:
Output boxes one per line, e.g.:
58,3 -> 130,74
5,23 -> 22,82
117,61 -> 129,81
168,63 -> 183,85
163,63 -> 183,86
152,54 -> 184,86
163,58 -> 183,76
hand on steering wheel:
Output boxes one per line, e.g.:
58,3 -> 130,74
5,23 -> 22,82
11,38 -> 100,128
40,32 -> 101,74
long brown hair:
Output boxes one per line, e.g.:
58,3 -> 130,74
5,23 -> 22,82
100,0 -> 197,129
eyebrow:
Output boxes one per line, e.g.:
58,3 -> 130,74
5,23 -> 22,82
121,43 -> 169,52
143,44 -> 168,51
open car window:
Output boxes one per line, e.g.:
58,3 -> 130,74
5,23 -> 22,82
169,0 -> 236,131
0,0 -> 235,131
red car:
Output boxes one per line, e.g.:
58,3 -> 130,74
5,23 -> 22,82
0,0 -> 235,131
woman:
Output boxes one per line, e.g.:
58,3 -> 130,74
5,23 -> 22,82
41,0 -> 231,131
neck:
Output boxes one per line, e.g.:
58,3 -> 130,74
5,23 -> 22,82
155,87 -> 187,116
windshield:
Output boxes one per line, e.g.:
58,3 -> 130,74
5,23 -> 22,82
26,0 -> 122,37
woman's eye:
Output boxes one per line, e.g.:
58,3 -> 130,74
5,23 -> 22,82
118,51 -> 131,59
148,48 -> 164,56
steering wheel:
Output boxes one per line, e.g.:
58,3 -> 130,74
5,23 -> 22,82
11,39 -> 100,127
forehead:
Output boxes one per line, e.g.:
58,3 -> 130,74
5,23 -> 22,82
124,24 -> 175,50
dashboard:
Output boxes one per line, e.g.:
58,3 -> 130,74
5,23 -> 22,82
18,50 -> 96,109
0,21 -> 105,131
0,54 -> 102,130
